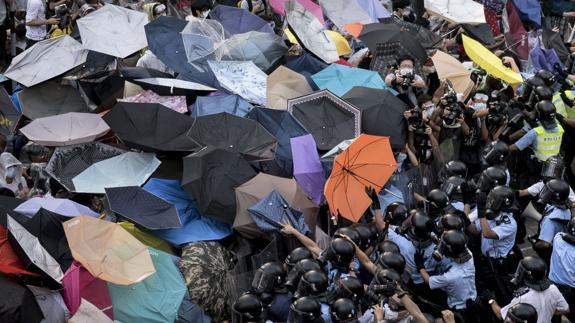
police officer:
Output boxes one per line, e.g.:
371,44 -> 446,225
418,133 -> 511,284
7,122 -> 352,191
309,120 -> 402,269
285,247 -> 313,271
518,156 -> 575,207
489,256 -> 569,323
437,212 -> 465,234
251,262 -> 291,322
444,160 -> 468,178
416,230 -> 479,323
376,240 -> 401,256
441,175 -> 467,212
549,217 -> 575,322
287,296 -> 323,323
285,259 -> 323,293
319,237 -> 356,285
325,276 -> 364,306
294,270 -> 331,322
232,292 -> 265,323
503,303 -> 538,323
480,141 -> 510,184
330,298 -> 359,323
426,189 -> 451,221
467,166 -> 508,222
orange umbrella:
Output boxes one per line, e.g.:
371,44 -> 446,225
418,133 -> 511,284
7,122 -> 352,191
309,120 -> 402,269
324,134 -> 396,222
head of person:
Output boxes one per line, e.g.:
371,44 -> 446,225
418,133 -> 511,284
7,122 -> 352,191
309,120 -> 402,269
436,212 -> 465,234
504,303 -> 538,323
472,91 -> 489,110
377,251 -> 406,275
323,237 -> 356,271
432,230 -> 471,263
417,93 -> 435,119
287,296 -> 323,323
485,186 -> 515,220
392,0 -> 412,17
440,175 -> 466,202
441,102 -> 463,128
326,276 -> 365,305
534,100 -> 558,130
510,256 -> 550,291
369,269 -> 401,299
330,298 -> 359,323
535,179 -> 570,209
444,160 -> 467,178
295,269 -> 328,299
384,202 -> 408,227
475,166 -> 508,193
152,3 -> 166,18
480,141 -> 509,169
407,211 -> 433,247
376,240 -> 401,255
351,223 -> 374,251
232,292 -> 265,323
252,262 -> 286,294
285,259 -> 322,293
285,247 -> 313,271
334,227 -> 361,246
426,189 -> 450,218
190,0 -> 212,18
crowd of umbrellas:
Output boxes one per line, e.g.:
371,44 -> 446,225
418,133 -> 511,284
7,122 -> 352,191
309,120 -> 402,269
0,0 -> 543,321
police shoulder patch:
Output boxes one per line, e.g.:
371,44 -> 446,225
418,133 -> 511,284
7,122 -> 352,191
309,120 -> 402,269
500,215 -> 511,224
513,286 -> 530,297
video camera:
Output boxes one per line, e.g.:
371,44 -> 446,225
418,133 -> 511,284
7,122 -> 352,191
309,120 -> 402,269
54,4 -> 69,29
470,69 -> 487,84
399,68 -> 415,88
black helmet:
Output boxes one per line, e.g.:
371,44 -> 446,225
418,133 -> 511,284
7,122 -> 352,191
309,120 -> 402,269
330,298 -> 359,323
427,189 -> 449,218
536,179 -> 570,209
372,269 -> 401,297
334,227 -> 361,246
441,176 -> 466,201
384,202 -> 408,226
367,225 -> 381,245
476,166 -> 507,192
563,217 -> 575,245
287,296 -> 322,323
377,251 -> 406,275
445,160 -> 467,177
376,240 -> 400,254
510,256 -> 550,291
232,292 -> 264,323
326,276 -> 365,304
351,224 -> 374,251
505,303 -> 538,323
295,270 -> 329,298
535,69 -> 555,86
252,262 -> 286,293
407,212 -> 433,247
286,247 -> 313,269
485,186 -> 515,220
285,259 -> 323,293
541,155 -> 566,180
481,141 -> 509,168
432,230 -> 471,263
437,213 -> 465,233
324,238 -> 356,270
521,76 -> 546,104
533,85 -> 554,101
535,100 -> 557,130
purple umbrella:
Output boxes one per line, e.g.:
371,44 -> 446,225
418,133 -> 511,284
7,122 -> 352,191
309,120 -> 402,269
290,134 -> 325,205
357,0 -> 390,21
13,197 -> 99,218
209,5 -> 273,35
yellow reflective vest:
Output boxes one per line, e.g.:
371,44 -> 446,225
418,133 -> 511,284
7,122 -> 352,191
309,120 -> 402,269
533,124 -> 564,161
552,90 -> 575,118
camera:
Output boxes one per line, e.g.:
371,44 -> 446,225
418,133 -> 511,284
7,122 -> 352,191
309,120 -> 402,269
54,4 -> 69,29
399,68 -> 414,88
470,69 -> 487,84
407,107 -> 427,136
442,103 -> 462,127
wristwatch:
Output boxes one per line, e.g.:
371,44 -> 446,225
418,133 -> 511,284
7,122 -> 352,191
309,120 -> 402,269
488,299 -> 496,305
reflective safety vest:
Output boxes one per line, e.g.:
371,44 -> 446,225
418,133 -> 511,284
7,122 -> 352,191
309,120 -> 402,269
552,90 -> 575,118
533,124 -> 564,161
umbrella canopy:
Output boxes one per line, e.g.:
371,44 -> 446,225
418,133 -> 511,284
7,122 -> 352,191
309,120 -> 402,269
62,262 -> 114,320
542,27 -> 570,63
63,215 -> 156,285
291,134 -> 325,205
19,82 -> 90,120
0,273 -> 44,323
14,197 -> 99,218
108,248 -> 186,323
0,225 -> 39,277
424,0 -> 486,25
209,4 -> 274,35
269,0 -> 325,24
72,152 -> 161,194
285,0 -> 339,63
358,23 -> 428,64
431,50 -> 474,97
27,285 -> 70,323
77,4 -> 148,58
319,0 -> 373,30
187,112 -> 277,161
7,210 -> 73,286
120,222 -> 175,255
4,35 -> 88,87
502,1 -> 529,60
248,190 -> 310,233
216,31 -> 287,72
246,107 -> 309,177
383,18 -> 443,49
104,102 -> 200,153
69,299 -> 113,323
0,88 -> 21,137
208,60 -> 266,105
342,86 -> 409,148
192,94 -> 253,117
462,34 -> 523,84
511,0 -> 540,28
20,112 -> 109,147
182,147 -> 257,224
118,90 -> 187,114
284,53 -> 328,89
287,90 -> 361,151
357,0 -> 390,21
234,173 -> 318,238
179,241 -> 233,322
324,134 -> 397,222
131,78 -> 216,96
462,23 -> 496,45
143,178 -> 232,245
311,63 -> 390,97
106,186 -> 181,230
180,16 -> 226,63
64,51 -> 117,80
45,143 -> 126,192
266,66 -> 313,110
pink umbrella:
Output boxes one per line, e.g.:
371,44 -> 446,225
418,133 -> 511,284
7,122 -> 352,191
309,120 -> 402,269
269,0 -> 325,24
118,90 -> 187,114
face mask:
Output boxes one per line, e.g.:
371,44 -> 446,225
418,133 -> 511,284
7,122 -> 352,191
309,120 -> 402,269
402,7 -> 412,17
200,9 -> 210,18
396,153 -> 407,165
423,105 -> 435,119
473,102 -> 487,110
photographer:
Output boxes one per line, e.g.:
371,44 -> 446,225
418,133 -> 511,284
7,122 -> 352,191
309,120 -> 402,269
385,55 -> 427,107
25,0 -> 60,47
430,98 -> 469,162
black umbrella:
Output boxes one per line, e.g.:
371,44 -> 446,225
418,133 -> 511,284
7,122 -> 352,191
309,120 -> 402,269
381,17 -> 443,49
45,142 -> 126,192
462,23 -> 496,45
358,23 -> 428,64
0,273 -> 44,323
64,50 -> 117,80
0,196 -> 25,228
370,41 -> 423,79
187,112 -> 277,161
103,102 -> 201,153
19,81 -> 91,120
342,86 -> 409,148
79,74 -> 125,111
129,77 -> 217,97
119,66 -> 173,81
105,186 -> 182,230
0,88 -> 21,137
542,27 -> 570,62
287,90 -> 361,151
182,146 -> 257,224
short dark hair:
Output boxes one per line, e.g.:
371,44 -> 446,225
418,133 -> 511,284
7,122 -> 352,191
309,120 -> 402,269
190,0 -> 212,11
417,93 -> 432,106
397,55 -> 415,67
392,0 -> 411,11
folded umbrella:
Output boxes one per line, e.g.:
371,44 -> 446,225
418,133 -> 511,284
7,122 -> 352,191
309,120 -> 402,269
311,63 -> 391,97
324,134 -> 397,222
192,94 -> 253,117
19,81 -> 91,120
108,248 -> 187,323
291,134 -> 325,205
424,0 -> 486,25
20,112 -> 109,147
0,88 -> 21,137
266,66 -> 313,110
131,78 -> 216,96
430,50 -> 474,98
62,262 -> 114,319
208,60 -> 266,105
118,90 -> 187,114
247,190 -> 310,234
319,0 -> 373,30
14,197 -> 99,218
103,102 -> 200,153
77,4 -> 148,58
216,31 -> 287,72
106,186 -> 181,230
72,152 -> 161,194
209,4 -> 273,35
187,112 -> 278,161
143,178 -> 232,245
0,273 -> 44,323
342,86 -> 409,148
63,215 -> 156,285
4,35 -> 88,87
45,143 -> 126,192
287,90 -> 361,151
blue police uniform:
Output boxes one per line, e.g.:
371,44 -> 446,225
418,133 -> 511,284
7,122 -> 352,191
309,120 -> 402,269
428,253 -> 477,310
387,229 -> 439,284
549,233 -> 575,288
268,292 -> 292,322
319,249 -> 356,286
474,212 -> 517,258
538,206 -> 571,244
321,302 -> 332,323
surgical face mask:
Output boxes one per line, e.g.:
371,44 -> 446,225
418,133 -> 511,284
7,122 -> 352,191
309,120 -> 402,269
199,9 -> 210,18
473,102 -> 487,110
402,6 -> 411,17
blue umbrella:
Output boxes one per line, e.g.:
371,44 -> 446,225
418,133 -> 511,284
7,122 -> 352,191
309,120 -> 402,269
209,4 -> 273,35
192,94 -> 253,117
284,54 -> 328,91
247,107 -> 309,177
512,0 -> 541,28
248,190 -> 310,234
311,63 -> 393,97
142,178 -> 232,245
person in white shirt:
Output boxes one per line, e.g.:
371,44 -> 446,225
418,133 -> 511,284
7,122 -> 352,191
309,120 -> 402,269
25,0 -> 59,47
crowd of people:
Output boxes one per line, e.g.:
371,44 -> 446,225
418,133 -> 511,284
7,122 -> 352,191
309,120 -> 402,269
0,0 -> 574,322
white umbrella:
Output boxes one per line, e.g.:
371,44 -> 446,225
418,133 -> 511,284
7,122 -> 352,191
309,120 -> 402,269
72,152 -> 161,194
134,78 -> 217,93
285,0 -> 339,64
4,36 -> 88,87
318,0 -> 373,30
215,31 -> 287,71
208,60 -> 267,105
424,0 -> 486,25
77,5 -> 148,58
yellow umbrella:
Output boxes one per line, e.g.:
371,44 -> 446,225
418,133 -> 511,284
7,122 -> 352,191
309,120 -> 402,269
284,28 -> 352,56
63,216 -> 156,285
462,34 -> 523,85
266,66 -> 313,110
431,50 -> 474,98
119,222 -> 176,255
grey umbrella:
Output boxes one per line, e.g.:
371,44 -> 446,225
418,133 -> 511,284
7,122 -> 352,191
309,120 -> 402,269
19,81 -> 91,120
215,31 -> 287,71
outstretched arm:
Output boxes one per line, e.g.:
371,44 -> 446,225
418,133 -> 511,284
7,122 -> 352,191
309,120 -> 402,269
281,224 -> 322,257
